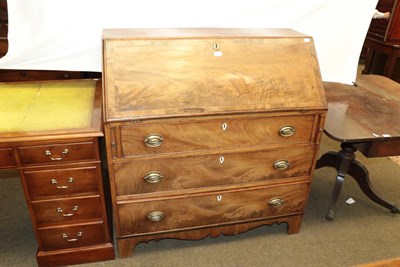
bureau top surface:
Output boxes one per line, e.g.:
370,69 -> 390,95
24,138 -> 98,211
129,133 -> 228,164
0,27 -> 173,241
103,28 -> 327,122
0,79 -> 103,142
102,28 -> 309,40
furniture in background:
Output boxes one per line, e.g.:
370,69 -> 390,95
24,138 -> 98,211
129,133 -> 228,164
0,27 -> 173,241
0,0 -> 7,58
0,79 -> 114,266
102,28 -> 327,257
362,0 -> 399,82
316,74 -> 400,220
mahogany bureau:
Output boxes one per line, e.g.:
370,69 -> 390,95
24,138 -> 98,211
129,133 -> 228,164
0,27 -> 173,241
102,28 -> 327,258
0,79 -> 114,266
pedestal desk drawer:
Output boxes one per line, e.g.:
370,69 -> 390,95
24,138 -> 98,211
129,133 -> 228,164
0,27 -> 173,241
114,145 -> 315,196
32,195 -> 103,226
18,141 -> 97,165
117,182 -> 308,237
0,148 -> 16,168
23,165 -> 100,200
37,222 -> 107,251
118,115 -> 315,157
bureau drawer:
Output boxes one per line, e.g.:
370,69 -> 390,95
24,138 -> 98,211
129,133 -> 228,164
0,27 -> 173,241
32,195 -> 103,226
37,221 -> 107,251
118,115 -> 316,157
117,182 -> 309,237
0,147 -> 16,168
18,141 -> 97,165
114,145 -> 315,196
23,165 -> 100,200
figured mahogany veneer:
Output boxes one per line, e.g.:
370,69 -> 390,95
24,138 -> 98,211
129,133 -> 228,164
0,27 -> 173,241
102,28 -> 327,258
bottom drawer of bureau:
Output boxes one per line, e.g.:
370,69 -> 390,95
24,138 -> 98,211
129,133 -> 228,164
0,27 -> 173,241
37,221 -> 107,251
117,182 -> 309,237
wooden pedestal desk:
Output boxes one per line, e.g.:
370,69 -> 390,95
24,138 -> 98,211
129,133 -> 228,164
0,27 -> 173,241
0,79 -> 114,266
102,28 -> 327,258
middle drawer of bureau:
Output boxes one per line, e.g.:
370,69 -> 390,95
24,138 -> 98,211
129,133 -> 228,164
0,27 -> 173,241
114,145 -> 315,196
117,181 -> 309,237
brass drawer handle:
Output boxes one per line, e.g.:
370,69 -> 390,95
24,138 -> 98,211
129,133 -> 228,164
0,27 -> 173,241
268,198 -> 285,208
56,205 -> 79,217
62,231 -> 82,242
44,148 -> 69,160
144,171 -> 164,184
51,177 -> 74,189
144,134 -> 164,148
147,211 -> 165,222
279,126 -> 296,137
274,160 -> 290,170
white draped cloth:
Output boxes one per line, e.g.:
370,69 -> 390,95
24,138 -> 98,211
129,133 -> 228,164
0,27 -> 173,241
0,0 -> 378,84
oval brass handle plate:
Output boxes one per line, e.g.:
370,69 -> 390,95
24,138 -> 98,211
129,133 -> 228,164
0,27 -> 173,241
279,126 -> 296,137
147,211 -> 166,222
144,171 -> 164,184
144,133 -> 164,147
268,198 -> 284,208
274,159 -> 290,170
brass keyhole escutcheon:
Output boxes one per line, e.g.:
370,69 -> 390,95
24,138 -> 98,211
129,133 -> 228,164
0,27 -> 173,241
213,43 -> 220,50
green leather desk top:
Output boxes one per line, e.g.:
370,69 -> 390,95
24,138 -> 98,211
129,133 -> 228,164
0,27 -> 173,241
0,79 -> 102,140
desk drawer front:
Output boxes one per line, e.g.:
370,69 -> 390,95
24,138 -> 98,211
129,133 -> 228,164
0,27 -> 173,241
0,148 -> 16,168
32,196 -> 103,226
119,115 -> 315,157
114,146 -> 315,196
23,165 -> 100,200
37,222 -> 107,251
18,142 -> 97,165
118,182 -> 308,237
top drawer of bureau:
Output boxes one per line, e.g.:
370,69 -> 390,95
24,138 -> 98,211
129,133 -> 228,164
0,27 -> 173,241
110,114 -> 318,158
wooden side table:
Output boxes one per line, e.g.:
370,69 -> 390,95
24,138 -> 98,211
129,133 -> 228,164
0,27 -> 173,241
316,75 -> 400,220
0,79 -> 115,266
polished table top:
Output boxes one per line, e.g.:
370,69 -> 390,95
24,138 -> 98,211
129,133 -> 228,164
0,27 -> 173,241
322,74 -> 400,143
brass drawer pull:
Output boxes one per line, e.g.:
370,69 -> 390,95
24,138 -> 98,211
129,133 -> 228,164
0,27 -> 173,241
147,211 -> 165,222
274,160 -> 290,170
279,126 -> 296,137
62,231 -> 82,242
51,177 -> 74,189
144,134 -> 164,148
268,198 -> 285,208
44,148 -> 69,160
144,171 -> 164,183
56,205 -> 79,217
